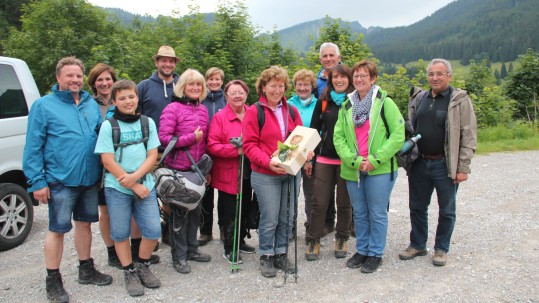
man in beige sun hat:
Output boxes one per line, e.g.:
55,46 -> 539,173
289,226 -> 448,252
138,45 -> 181,133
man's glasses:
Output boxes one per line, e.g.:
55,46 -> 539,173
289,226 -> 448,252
427,72 -> 449,78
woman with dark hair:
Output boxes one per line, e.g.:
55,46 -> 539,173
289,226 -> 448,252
87,63 -> 117,118
305,64 -> 354,261
208,79 -> 256,264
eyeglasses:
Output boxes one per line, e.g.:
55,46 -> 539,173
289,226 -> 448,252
353,74 -> 369,80
227,91 -> 246,97
427,72 -> 449,78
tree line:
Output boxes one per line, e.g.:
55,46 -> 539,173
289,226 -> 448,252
1,0 -> 538,127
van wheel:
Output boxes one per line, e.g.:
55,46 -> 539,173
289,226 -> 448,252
0,183 -> 34,251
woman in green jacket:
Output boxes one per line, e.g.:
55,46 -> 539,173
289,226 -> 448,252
333,60 -> 405,273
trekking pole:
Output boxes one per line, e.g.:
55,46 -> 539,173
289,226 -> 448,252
293,174 -> 298,283
230,137 -> 243,272
283,174 -> 292,285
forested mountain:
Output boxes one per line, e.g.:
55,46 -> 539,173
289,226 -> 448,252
277,19 -> 367,53
276,0 -> 538,64
364,0 -> 539,64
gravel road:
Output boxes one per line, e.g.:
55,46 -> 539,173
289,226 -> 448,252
1,151 -> 538,303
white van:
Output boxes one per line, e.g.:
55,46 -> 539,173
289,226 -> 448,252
0,56 -> 40,251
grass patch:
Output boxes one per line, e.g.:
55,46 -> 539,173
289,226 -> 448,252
477,122 -> 539,154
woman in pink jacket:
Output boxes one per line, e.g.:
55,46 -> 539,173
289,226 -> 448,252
159,69 -> 211,274
207,80 -> 256,264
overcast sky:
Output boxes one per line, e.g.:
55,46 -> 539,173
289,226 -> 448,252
87,0 -> 455,31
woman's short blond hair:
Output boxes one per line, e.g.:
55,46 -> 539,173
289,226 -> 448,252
205,67 -> 224,81
292,69 -> 317,88
174,68 -> 208,100
255,65 -> 290,96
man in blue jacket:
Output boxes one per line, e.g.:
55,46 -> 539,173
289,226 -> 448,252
23,57 -> 112,303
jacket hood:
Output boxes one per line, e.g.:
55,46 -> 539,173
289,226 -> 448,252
52,84 -> 92,104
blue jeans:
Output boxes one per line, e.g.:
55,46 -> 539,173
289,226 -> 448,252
251,172 -> 299,256
104,188 -> 161,242
346,172 -> 396,257
47,182 -> 99,233
408,158 -> 458,253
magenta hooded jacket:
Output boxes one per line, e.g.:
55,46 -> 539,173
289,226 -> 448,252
158,96 -> 209,171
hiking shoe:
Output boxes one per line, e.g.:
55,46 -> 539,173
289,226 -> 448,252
134,254 -> 160,265
259,255 -> 276,278
198,234 -> 213,246
432,250 -> 447,266
361,256 -> 383,273
187,250 -> 211,262
399,246 -> 428,260
123,269 -> 144,297
135,262 -> 161,288
334,237 -> 348,259
223,252 -> 243,264
346,252 -> 368,269
273,253 -> 295,274
239,243 -> 256,254
173,260 -> 191,274
305,240 -> 320,261
108,254 -> 122,269
46,272 -> 69,303
78,258 -> 113,286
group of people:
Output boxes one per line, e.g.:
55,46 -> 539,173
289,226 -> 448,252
22,42 -> 477,302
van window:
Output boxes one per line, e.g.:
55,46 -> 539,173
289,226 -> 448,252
0,64 -> 29,119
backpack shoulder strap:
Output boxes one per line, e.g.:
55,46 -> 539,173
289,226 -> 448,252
140,115 -> 149,150
321,100 -> 328,113
288,103 -> 296,121
108,117 -> 121,151
255,101 -> 265,131
379,100 -> 395,181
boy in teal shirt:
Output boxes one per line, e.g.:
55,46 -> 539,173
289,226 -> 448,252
95,80 -> 161,297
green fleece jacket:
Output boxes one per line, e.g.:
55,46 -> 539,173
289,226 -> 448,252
334,87 -> 405,181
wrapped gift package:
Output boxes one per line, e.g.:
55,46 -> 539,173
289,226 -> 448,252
271,126 -> 321,175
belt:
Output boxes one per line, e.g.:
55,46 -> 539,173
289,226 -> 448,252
421,154 -> 444,160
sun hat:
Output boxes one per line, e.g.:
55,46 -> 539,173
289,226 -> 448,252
152,45 -> 180,62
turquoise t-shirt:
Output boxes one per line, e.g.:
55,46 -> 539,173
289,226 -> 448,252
95,117 -> 160,195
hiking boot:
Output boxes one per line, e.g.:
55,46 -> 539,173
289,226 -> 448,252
305,240 -> 320,261
259,255 -> 276,278
346,252 -> 368,269
334,237 -> 348,259
223,252 -> 243,264
361,256 -> 382,273
399,246 -> 428,260
108,254 -> 122,269
432,250 -> 447,266
198,234 -> 213,246
273,253 -> 295,274
173,260 -> 191,274
46,272 -> 69,303
135,262 -> 161,288
134,254 -> 160,265
123,269 -> 144,297
78,258 -> 113,286
187,250 -> 211,262
239,243 -> 256,254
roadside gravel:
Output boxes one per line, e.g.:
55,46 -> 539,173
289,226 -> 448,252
1,151 -> 538,302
